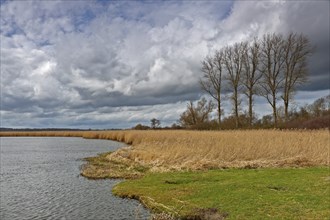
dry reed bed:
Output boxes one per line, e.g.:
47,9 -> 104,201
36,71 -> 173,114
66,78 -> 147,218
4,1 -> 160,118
98,130 -> 330,170
1,130 -> 329,171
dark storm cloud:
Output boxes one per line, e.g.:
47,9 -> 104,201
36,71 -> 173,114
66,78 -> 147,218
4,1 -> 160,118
281,1 -> 330,91
73,86 -> 198,108
304,39 -> 330,91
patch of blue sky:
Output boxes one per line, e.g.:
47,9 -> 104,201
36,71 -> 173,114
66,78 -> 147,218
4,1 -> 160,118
73,8 -> 97,32
95,0 -> 111,6
90,0 -> 233,28
220,0 -> 235,20
1,19 -> 25,37
0,0 -> 10,6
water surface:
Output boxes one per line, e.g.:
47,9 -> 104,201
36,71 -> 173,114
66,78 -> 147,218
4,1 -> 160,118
0,137 -> 150,220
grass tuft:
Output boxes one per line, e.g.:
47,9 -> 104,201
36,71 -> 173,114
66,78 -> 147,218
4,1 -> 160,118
81,150 -> 150,179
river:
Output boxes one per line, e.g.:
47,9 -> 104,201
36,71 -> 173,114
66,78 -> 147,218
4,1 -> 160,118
0,137 -> 150,220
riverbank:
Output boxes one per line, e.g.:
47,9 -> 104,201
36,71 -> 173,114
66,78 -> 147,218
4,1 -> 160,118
1,130 -> 329,219
113,167 -> 330,219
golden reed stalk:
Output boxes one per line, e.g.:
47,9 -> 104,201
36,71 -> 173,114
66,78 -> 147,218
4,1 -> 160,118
1,130 -> 329,170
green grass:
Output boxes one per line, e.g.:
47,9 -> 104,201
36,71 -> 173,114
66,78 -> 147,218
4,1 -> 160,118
113,167 -> 330,219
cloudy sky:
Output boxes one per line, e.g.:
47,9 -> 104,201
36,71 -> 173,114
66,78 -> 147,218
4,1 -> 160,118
1,0 -> 329,129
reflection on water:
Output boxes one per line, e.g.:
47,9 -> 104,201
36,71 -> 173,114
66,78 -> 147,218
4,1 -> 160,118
0,137 -> 150,220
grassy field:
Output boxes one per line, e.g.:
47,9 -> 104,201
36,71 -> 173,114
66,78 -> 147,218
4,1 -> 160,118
1,130 -> 329,219
113,167 -> 330,219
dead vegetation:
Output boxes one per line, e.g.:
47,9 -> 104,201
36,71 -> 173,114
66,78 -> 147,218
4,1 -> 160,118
81,151 -> 148,179
2,129 -> 329,172
102,130 -> 329,171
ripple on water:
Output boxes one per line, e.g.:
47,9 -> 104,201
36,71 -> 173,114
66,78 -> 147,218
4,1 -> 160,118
0,137 -> 150,220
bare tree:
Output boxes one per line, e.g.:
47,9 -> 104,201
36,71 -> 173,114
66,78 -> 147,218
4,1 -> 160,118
223,42 -> 246,128
308,95 -> 330,117
259,33 -> 286,127
150,118 -> 161,129
198,32 -> 312,129
281,33 -> 313,121
179,98 -> 215,128
242,38 -> 262,127
200,50 -> 224,128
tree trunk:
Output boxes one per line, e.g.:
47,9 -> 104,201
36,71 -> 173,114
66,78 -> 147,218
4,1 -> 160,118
217,101 -> 221,129
248,93 -> 253,127
284,100 -> 289,122
234,88 -> 239,128
272,95 -> 277,128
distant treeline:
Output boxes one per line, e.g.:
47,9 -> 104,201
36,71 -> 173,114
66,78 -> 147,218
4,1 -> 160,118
133,95 -> 330,130
0,128 -> 122,132
0,128 -> 85,132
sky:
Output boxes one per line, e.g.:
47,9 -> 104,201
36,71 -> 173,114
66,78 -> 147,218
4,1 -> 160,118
0,0 -> 329,129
